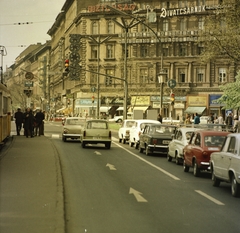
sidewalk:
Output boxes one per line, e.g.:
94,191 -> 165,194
0,132 -> 65,233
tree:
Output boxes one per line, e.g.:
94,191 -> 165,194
199,0 -> 240,64
217,71 -> 240,109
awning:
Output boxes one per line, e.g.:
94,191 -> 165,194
100,106 -> 111,112
131,106 -> 149,112
184,106 -> 206,114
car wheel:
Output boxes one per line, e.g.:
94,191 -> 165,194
211,169 -> 220,187
231,175 -> 240,197
175,153 -> 180,165
129,141 -> 133,147
134,142 -> 139,149
62,136 -> 66,142
139,145 -> 143,153
117,119 -> 122,123
123,138 -> 126,144
167,154 -> 172,162
183,160 -> 189,172
193,160 -> 200,177
119,138 -> 122,143
105,142 -> 111,149
82,142 -> 86,148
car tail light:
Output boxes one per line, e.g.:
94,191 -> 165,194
153,139 -> 158,145
109,131 -> 111,138
202,151 -> 208,158
83,131 -> 86,137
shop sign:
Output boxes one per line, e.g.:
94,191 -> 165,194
131,96 -> 150,106
88,4 -> 136,13
188,96 -> 207,106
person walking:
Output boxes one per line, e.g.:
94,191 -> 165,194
34,109 -> 45,136
233,115 -> 239,133
193,113 -> 200,124
218,114 -> 224,124
23,108 -> 34,138
185,115 -> 192,125
225,113 -> 233,132
14,108 -> 24,136
157,113 -> 162,123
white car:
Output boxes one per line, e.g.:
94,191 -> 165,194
162,117 -> 180,124
118,119 -> 136,144
109,112 -> 133,123
129,119 -> 161,149
62,117 -> 86,142
210,133 -> 240,197
81,119 -> 112,149
167,127 -> 199,164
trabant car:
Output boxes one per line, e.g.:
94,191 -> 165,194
62,117 -> 86,142
183,130 -> 229,177
81,119 -> 111,149
139,124 -> 177,156
129,119 -> 161,149
210,133 -> 240,197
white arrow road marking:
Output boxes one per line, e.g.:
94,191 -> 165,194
106,163 -> 117,170
94,151 -> 102,155
113,142 -> 180,181
195,190 -> 225,205
129,188 -> 148,202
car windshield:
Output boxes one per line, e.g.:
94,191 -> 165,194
125,121 -> 135,127
185,131 -> 193,140
66,119 -> 85,125
154,126 -> 175,135
204,135 -> 226,147
87,121 -> 108,129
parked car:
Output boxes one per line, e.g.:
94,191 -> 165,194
162,117 -> 180,125
129,119 -> 161,149
62,117 -> 86,142
81,119 -> 111,149
210,133 -> 240,197
118,119 -> 136,144
109,112 -> 133,123
167,127 -> 199,164
183,130 -> 229,177
139,124 -> 177,156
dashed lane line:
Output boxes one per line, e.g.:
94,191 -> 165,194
195,190 -> 225,205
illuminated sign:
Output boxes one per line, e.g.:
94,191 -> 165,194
88,4 -> 137,13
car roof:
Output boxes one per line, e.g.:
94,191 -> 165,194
194,130 -> 229,136
86,119 -> 108,122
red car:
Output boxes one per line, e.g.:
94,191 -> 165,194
183,130 -> 229,177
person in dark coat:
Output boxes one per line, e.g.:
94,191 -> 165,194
23,108 -> 34,138
14,108 -> 24,136
157,114 -> 162,123
34,109 -> 45,136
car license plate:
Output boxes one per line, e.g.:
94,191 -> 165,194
162,140 -> 170,144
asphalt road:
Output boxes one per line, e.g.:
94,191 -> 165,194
46,121 -> 240,233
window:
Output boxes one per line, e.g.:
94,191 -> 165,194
91,45 -> 98,59
179,44 -> 186,56
197,44 -> 204,55
107,20 -> 114,34
140,45 -> 148,57
179,69 -> 185,82
180,18 -> 186,31
105,69 -> 114,86
228,137 -> 236,153
197,0 -> 205,5
163,19 -> 169,31
197,68 -> 204,82
140,68 -> 148,84
219,68 -> 227,83
106,44 -> 114,59
179,1 -> 187,7
90,69 -> 97,84
92,21 -> 99,34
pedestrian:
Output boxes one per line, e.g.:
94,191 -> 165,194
157,113 -> 162,123
233,115 -> 239,133
194,113 -> 200,124
218,114 -> 224,124
225,113 -> 233,132
23,108 -> 34,138
14,108 -> 24,135
34,109 -> 45,136
214,116 -> 219,124
185,115 -> 192,124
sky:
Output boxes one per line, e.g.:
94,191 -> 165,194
0,0 -> 66,70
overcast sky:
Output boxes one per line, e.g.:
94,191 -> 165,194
0,0 -> 66,70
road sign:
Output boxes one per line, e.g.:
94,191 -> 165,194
25,72 -> 34,80
168,79 -> 177,89
24,80 -> 33,87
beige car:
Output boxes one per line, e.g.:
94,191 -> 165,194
81,119 -> 112,149
62,117 -> 86,142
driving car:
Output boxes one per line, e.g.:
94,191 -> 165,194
62,117 -> 86,142
183,130 -> 229,177
167,127 -> 199,164
129,119 -> 161,149
139,124 -> 177,156
81,119 -> 111,149
210,133 -> 240,197
118,119 -> 136,144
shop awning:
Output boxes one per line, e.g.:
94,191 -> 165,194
184,106 -> 206,114
100,106 -> 111,112
131,106 -> 149,112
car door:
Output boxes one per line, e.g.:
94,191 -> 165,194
139,126 -> 148,148
184,132 -> 197,166
221,136 -> 236,179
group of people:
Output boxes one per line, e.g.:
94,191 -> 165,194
14,108 -> 45,138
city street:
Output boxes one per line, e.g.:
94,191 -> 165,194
44,121 -> 240,233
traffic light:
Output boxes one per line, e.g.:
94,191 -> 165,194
170,92 -> 175,105
64,59 -> 69,72
92,96 -> 95,103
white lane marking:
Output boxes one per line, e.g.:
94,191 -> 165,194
52,134 -> 60,138
129,187 -> 148,202
195,190 -> 225,205
113,141 -> 180,181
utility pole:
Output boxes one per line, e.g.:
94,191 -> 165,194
0,46 -> 7,84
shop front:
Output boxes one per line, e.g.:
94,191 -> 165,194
185,95 -> 208,118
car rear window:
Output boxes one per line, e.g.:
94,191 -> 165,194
204,135 -> 226,147
126,121 -> 135,127
87,122 -> 108,129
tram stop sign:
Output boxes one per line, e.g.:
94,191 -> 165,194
168,79 -> 177,89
